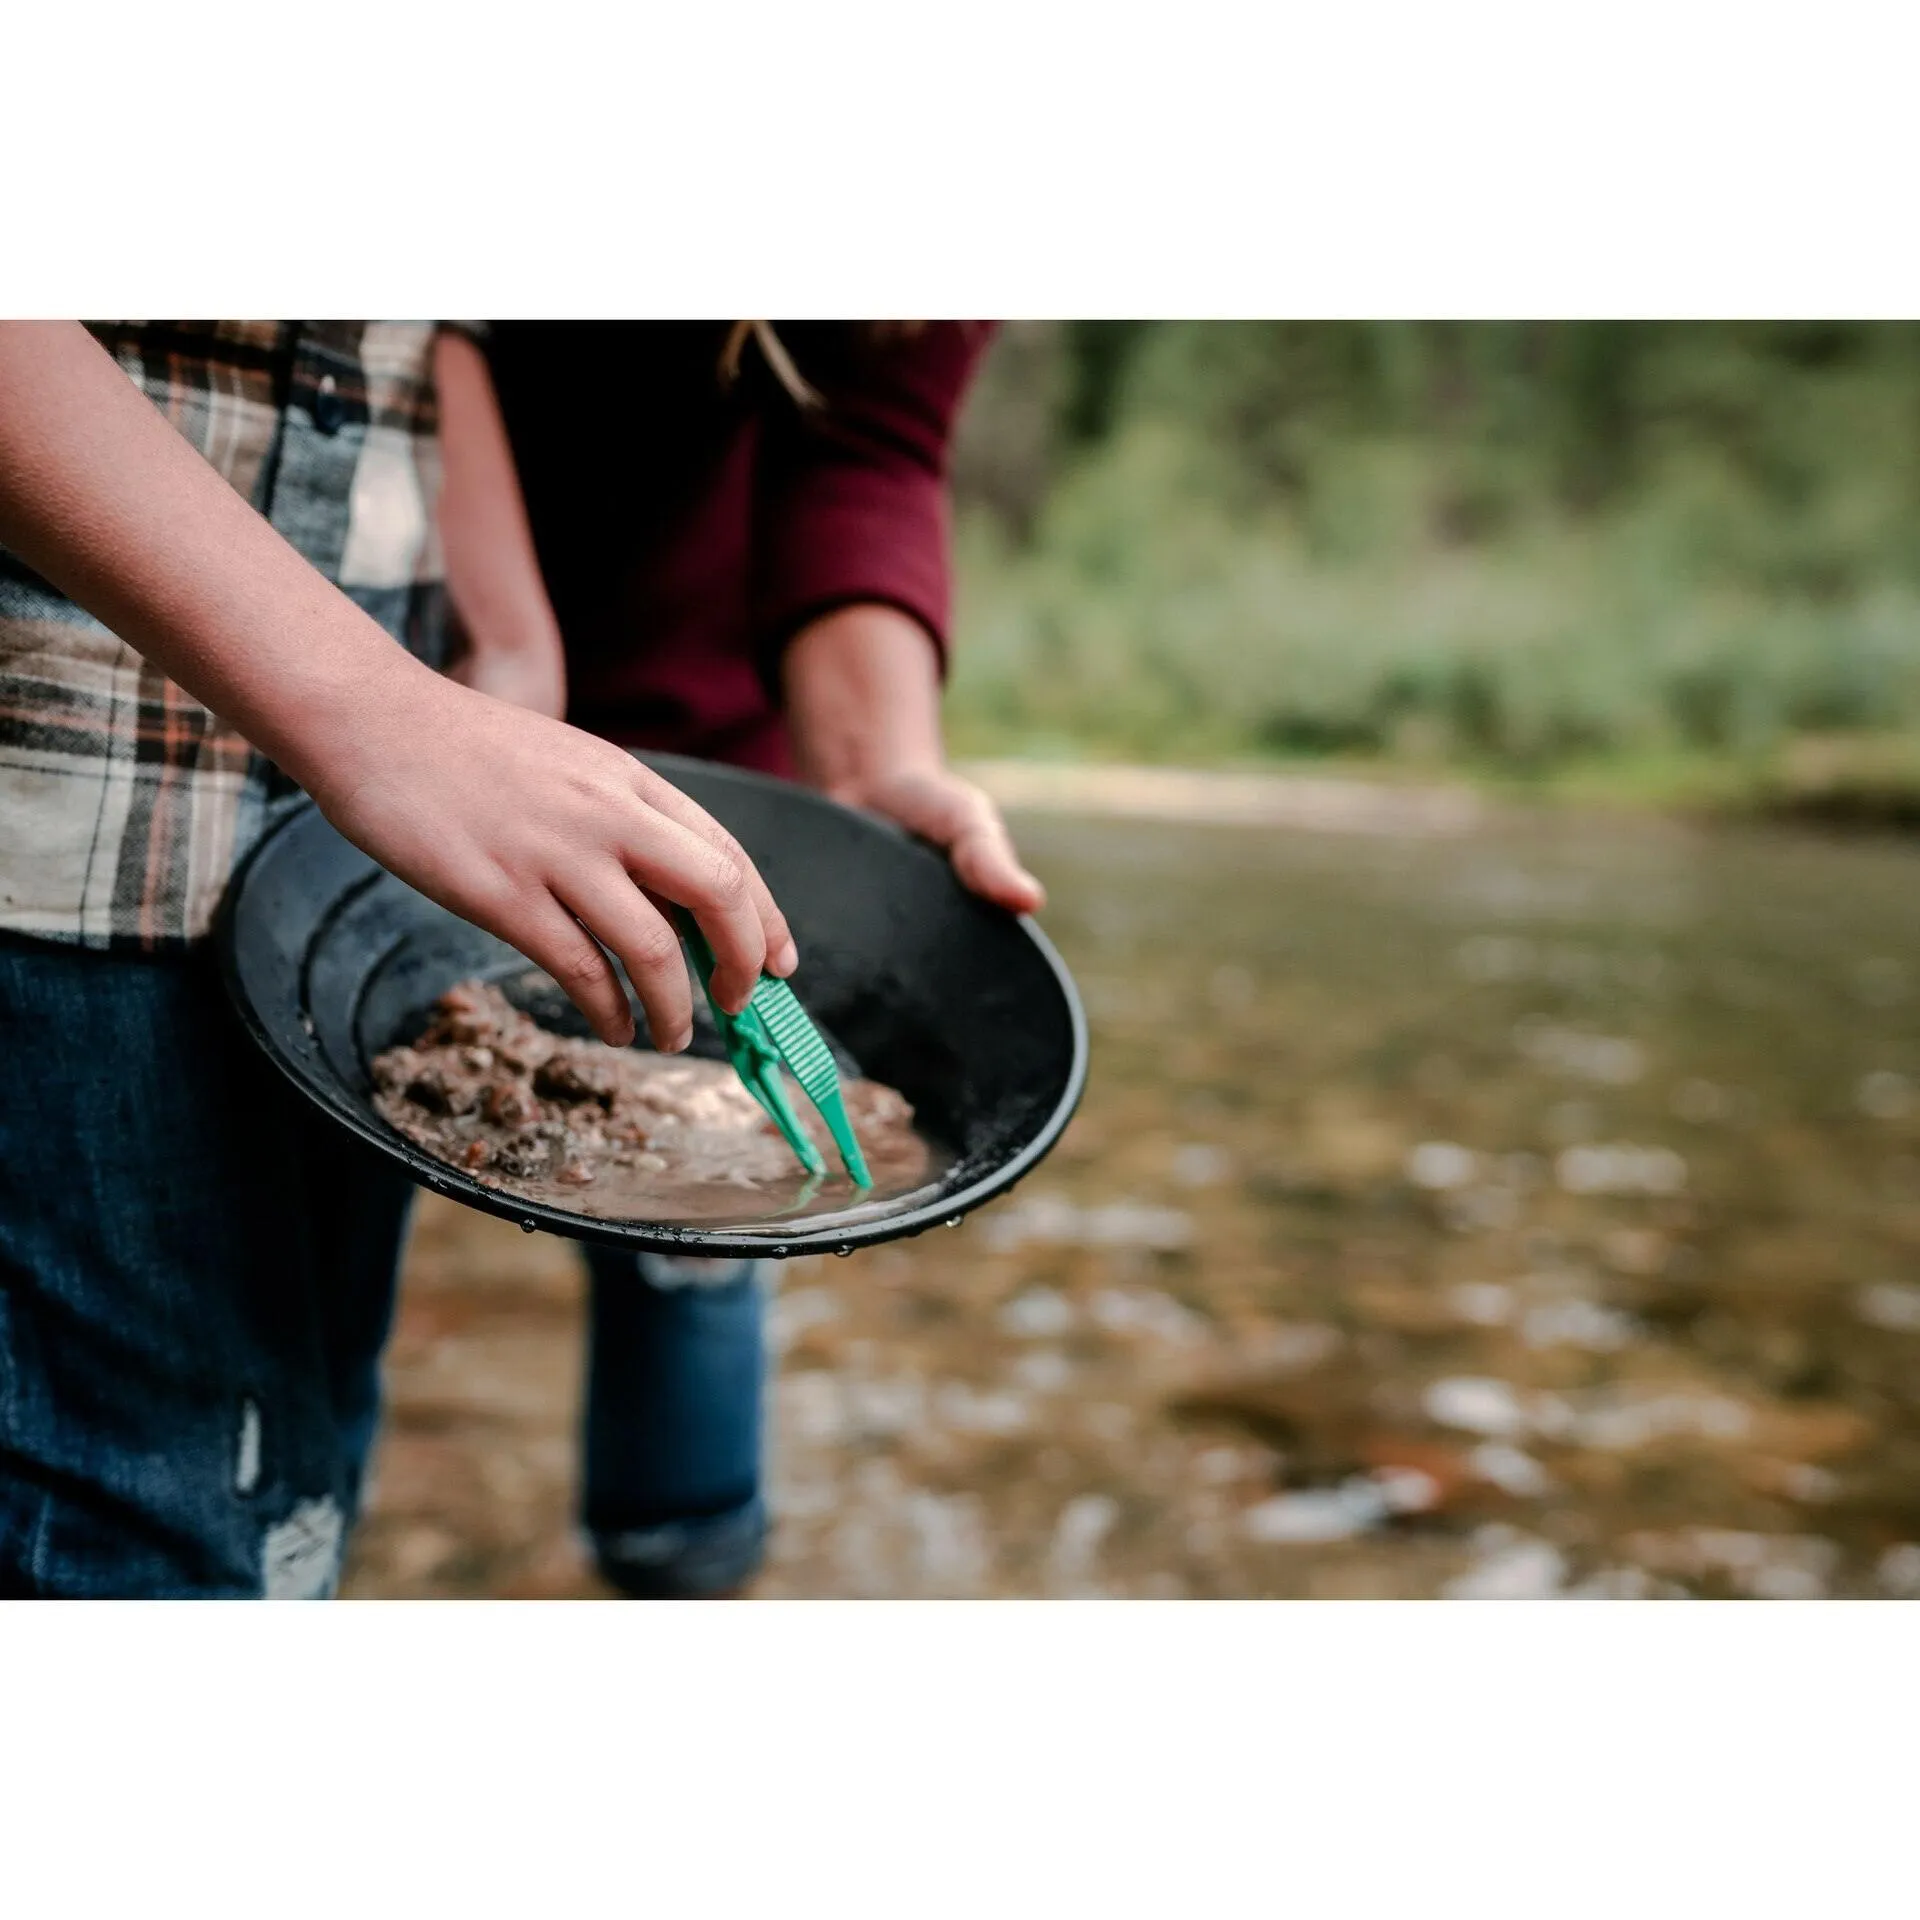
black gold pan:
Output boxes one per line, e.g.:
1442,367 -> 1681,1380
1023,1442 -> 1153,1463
215,751 -> 1088,1259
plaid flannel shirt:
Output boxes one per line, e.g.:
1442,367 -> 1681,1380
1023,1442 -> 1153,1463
0,320 -> 464,950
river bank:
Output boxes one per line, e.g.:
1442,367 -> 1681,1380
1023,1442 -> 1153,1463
959,738 -> 1920,835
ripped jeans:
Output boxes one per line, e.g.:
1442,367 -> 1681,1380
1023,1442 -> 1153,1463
0,933 -> 768,1599
0,934 -> 411,1596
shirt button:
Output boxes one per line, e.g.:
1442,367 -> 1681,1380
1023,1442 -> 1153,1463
311,374 -> 344,435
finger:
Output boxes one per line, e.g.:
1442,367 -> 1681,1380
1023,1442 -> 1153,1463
633,768 -> 797,980
500,893 -> 636,1049
950,819 -> 1047,913
885,778 -> 1047,914
615,807 -> 768,1016
553,866 -> 694,1053
630,763 -> 798,978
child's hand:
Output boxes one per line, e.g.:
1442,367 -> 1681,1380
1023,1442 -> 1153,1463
305,658 -> 797,1051
333,328 -> 793,1048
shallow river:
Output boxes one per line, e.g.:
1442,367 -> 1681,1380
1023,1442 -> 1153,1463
346,800 -> 1920,1599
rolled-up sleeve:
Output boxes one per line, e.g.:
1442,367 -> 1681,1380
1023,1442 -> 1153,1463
750,321 -> 995,692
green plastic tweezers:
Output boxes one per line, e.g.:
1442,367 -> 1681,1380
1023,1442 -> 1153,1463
671,911 -> 873,1189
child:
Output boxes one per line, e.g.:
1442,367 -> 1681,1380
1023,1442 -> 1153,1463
0,320 -> 790,1596
466,321 -> 1041,1595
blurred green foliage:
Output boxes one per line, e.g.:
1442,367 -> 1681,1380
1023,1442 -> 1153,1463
948,322 -> 1920,805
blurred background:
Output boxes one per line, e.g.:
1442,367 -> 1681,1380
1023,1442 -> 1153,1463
949,321 -> 1920,816
346,323 -> 1920,1600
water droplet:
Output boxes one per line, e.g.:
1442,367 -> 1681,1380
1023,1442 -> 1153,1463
771,1244 -> 789,1258
945,1216 -> 963,1229
520,1218 -> 537,1234
834,1245 -> 854,1258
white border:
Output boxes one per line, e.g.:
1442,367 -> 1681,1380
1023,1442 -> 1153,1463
10,3 -> 1920,316
7,1600 -> 1915,1914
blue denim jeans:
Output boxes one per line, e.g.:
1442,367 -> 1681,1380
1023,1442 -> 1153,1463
0,932 -> 770,1599
580,1251 -> 768,1598
0,934 -> 413,1597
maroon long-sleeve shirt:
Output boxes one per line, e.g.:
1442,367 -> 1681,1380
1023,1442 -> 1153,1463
485,322 -> 994,777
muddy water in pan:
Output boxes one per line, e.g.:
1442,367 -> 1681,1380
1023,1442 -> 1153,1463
371,978 -> 951,1230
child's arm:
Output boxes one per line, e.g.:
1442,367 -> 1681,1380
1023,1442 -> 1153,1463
0,321 -> 793,1047
434,328 -> 568,720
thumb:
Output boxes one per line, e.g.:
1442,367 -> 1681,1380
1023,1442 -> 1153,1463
873,773 -> 1045,914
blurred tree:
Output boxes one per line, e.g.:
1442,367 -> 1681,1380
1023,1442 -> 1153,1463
951,322 -> 1071,542
947,320 -> 1920,796
1062,321 -> 1153,444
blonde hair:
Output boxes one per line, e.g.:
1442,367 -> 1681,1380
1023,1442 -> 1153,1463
718,321 -> 932,409
719,321 -> 821,409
